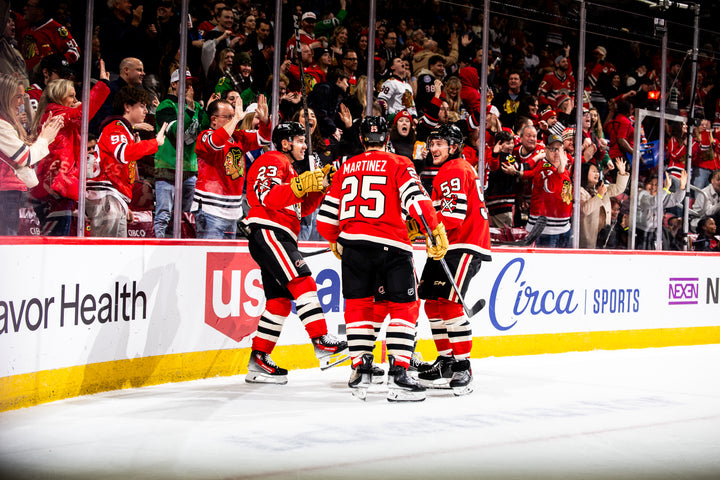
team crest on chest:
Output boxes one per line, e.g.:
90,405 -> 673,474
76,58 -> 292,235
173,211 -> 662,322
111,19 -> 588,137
561,180 -> 573,204
224,147 -> 245,179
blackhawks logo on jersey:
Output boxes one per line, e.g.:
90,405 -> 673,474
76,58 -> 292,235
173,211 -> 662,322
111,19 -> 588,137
561,180 -> 573,204
401,89 -> 415,109
224,147 -> 245,180
441,194 -> 458,213
58,26 -> 70,38
22,36 -> 38,60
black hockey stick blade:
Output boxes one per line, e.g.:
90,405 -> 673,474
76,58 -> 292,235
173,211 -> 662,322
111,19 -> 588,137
496,216 -> 548,246
469,298 -> 486,316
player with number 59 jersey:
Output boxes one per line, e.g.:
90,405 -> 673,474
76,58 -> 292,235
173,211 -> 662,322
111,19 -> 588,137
432,151 -> 492,258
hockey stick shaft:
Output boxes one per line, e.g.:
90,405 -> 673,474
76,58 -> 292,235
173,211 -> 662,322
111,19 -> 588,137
292,17 -> 313,170
496,216 -> 547,246
416,213 -> 484,317
299,247 -> 331,257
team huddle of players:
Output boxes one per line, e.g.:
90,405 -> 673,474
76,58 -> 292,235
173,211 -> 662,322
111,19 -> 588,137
243,116 -> 491,402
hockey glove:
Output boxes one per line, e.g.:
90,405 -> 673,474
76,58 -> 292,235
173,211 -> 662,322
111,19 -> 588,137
321,163 -> 337,191
426,222 -> 449,260
329,242 -> 343,260
406,218 -> 424,242
290,169 -> 325,198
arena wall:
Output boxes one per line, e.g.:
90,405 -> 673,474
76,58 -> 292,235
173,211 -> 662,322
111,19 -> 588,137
1,237 -> 719,411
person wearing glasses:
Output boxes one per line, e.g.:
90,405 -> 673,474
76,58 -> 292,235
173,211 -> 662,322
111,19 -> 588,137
192,95 -> 270,239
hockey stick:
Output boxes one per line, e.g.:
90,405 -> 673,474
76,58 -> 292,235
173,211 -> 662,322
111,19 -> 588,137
299,247 -> 331,257
496,216 -> 547,246
292,15 -> 314,171
416,214 -> 486,318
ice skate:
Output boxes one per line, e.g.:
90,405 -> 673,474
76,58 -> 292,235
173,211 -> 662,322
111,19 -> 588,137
313,333 -> 351,370
449,359 -> 473,396
370,363 -> 385,384
409,351 -> 431,374
245,350 -> 288,384
349,354 -> 374,400
417,355 -> 455,388
387,356 -> 426,402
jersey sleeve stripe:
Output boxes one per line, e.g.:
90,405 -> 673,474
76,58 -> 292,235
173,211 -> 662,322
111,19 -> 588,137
115,142 -> 127,164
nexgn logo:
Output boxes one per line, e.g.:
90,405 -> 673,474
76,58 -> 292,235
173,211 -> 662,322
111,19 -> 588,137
668,278 -> 699,305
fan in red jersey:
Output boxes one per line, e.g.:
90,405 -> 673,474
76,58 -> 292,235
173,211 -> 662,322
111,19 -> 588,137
243,121 -> 348,385
317,115 -> 448,402
193,95 -> 271,238
86,86 -> 167,237
415,123 -> 492,396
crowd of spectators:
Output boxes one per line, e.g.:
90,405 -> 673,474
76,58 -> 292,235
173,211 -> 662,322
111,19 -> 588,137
1,0 -> 719,251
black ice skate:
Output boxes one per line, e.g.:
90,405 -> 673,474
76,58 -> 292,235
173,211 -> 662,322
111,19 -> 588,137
245,350 -> 288,384
409,351 -> 431,374
349,353 -> 375,400
370,363 -> 385,384
449,359 -> 473,396
312,333 -> 350,370
387,356 -> 426,402
417,355 -> 455,388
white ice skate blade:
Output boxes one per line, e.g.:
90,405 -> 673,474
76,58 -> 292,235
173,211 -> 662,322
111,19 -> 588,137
451,385 -> 473,396
418,377 -> 452,389
351,387 -> 369,401
387,387 -> 426,402
245,371 -> 288,385
317,350 -> 351,370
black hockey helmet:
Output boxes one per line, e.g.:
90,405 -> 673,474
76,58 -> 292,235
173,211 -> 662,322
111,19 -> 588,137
360,115 -> 388,144
272,122 -> 305,150
427,123 -> 464,147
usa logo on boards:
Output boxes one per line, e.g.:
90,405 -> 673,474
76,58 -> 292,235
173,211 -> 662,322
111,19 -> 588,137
667,277 -> 699,306
204,252 -> 264,341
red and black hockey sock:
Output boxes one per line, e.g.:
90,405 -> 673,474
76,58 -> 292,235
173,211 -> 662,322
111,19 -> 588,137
345,297 -> 376,368
423,300 -> 453,357
385,302 -> 417,369
436,298 -> 472,359
373,300 -> 389,336
287,276 -> 327,339
251,297 -> 291,353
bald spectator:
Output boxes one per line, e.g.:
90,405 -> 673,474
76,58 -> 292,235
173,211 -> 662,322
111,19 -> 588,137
91,57 -> 146,135
21,0 -> 80,73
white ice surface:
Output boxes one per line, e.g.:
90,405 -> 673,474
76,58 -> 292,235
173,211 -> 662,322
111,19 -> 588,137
1,345 -> 719,480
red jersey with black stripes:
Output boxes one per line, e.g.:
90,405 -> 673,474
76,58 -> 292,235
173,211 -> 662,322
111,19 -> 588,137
245,150 -> 324,238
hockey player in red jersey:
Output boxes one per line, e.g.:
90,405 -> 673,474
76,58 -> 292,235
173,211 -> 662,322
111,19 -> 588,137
193,96 -> 271,238
317,116 -> 449,402
415,124 -> 492,395
86,86 -> 167,237
243,122 -> 348,384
